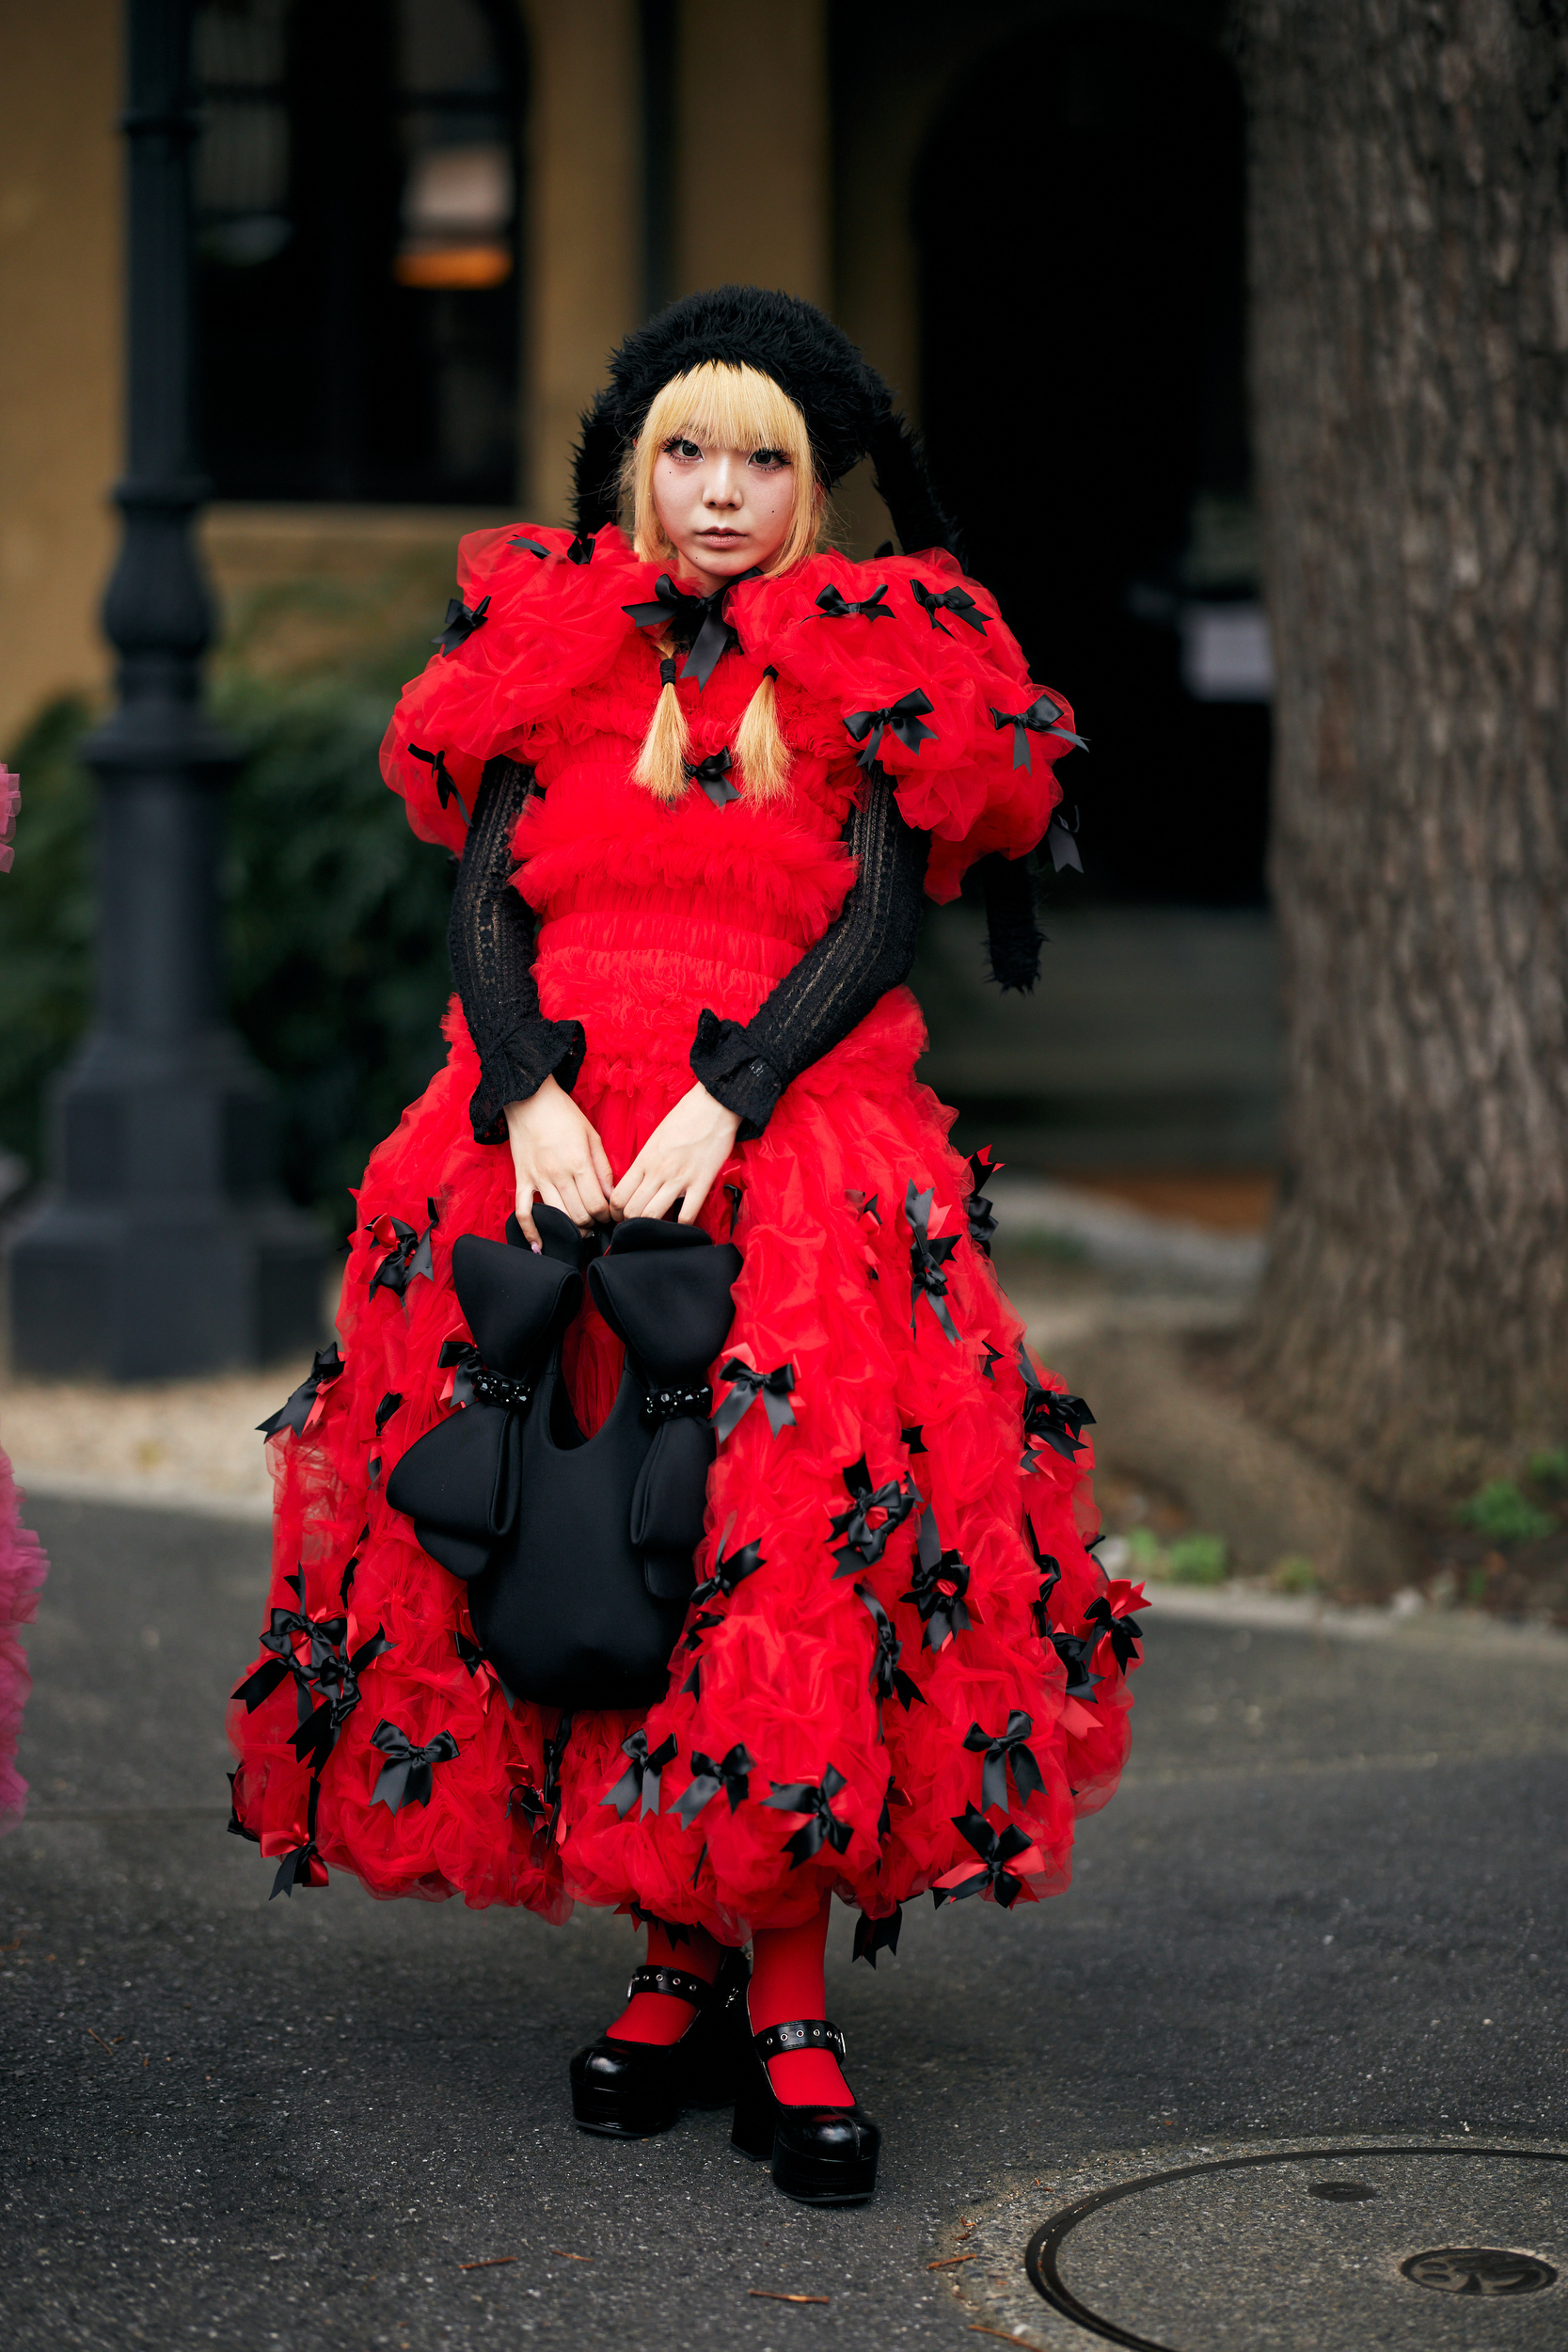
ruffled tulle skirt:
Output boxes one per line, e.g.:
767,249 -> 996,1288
0,1447 -> 49,1838
228,979 -> 1133,1939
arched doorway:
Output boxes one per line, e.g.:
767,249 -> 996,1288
914,18 -> 1266,906
192,0 -> 525,502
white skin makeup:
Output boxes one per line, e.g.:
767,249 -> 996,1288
649,435 -> 799,594
504,433 -> 808,1237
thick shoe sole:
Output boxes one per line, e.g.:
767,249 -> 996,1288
571,2091 -> 682,2138
772,2162 -> 879,2206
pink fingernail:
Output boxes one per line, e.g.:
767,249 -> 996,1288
531,1241 -> 542,1254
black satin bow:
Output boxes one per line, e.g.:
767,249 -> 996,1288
933,1809 -> 1037,1909
256,1345 -> 344,1441
765,1765 -> 852,1867
290,1624 -> 392,1774
713,1357 -> 798,1441
901,1502 -> 974,1650
603,1729 -> 678,1820
1017,1346 -> 1095,1468
1051,1626 -> 1103,1703
829,1455 -> 919,1578
846,1187 -> 881,1225
989,693 -> 1087,770
964,1146 -> 1003,1257
566,532 -> 595,566
855,1583 -> 925,1718
911,578 -> 987,636
231,1573 -> 347,1714
541,1710 -> 574,1834
673,1741 -> 757,1827
623,573 -> 750,688
685,745 -> 740,806
843,689 -> 937,771
370,1718 -> 461,1812
1081,1594 -> 1144,1671
1027,1522 -> 1063,1639
509,535 -> 549,559
963,1710 -> 1046,1814
853,1903 -> 903,1967
815,581 -> 893,623
907,1182 -> 961,1343
689,1523 -> 766,1605
270,1780 -> 326,1900
433,595 -> 490,656
406,742 -> 471,825
367,1199 -> 438,1300
434,1337 -> 534,1415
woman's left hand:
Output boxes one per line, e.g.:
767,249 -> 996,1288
610,1083 -> 742,1225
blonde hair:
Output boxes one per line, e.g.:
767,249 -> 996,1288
626,361 -> 820,803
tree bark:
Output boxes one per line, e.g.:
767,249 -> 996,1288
1235,0 -> 1568,1508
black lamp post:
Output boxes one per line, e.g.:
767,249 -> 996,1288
8,0 -> 325,1380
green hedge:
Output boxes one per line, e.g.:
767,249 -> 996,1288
0,653 -> 457,1235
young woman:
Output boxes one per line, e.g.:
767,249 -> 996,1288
229,288 -> 1142,2207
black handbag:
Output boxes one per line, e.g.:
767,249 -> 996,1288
387,1206 -> 741,1709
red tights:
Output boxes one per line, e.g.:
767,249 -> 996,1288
606,1899 -> 852,2105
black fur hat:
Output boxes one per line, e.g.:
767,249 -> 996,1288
572,285 -> 957,558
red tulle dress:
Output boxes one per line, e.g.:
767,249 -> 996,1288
227,525 -> 1142,1944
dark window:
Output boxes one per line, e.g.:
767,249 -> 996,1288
193,0 -> 524,502
915,22 -> 1267,906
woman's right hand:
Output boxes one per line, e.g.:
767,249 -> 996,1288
503,1075 -> 616,1244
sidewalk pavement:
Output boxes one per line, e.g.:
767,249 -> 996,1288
3,1491 -> 1565,2349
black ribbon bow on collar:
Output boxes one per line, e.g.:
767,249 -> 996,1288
689,1517 -> 766,1606
370,1718 -> 460,1812
829,1455 -> 919,1578
257,1345 -> 344,1441
901,1501 -> 974,1650
623,573 -> 752,689
566,532 -> 595,565
433,595 -> 490,656
1080,1594 -> 1145,1672
853,1904 -> 903,1967
964,1146 -> 1003,1257
406,743 -> 471,826
508,535 -> 549,560
685,745 -> 741,806
933,1809 -> 1038,1909
911,579 -> 988,636
290,1624 -> 392,1775
907,1183 -> 961,1343
764,1765 -> 852,1867
713,1357 -> 798,1441
1017,1343 -> 1095,1469
844,688 -> 937,771
815,581 -> 893,623
673,1741 -> 757,1827
367,1199 -> 438,1300
963,1710 -> 1047,1814
855,1583 -> 925,1718
603,1729 -> 678,1820
990,693 -> 1088,771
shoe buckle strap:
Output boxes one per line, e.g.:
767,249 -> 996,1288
626,1964 -> 714,2007
752,2017 -> 847,2061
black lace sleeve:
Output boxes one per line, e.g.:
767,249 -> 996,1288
448,756 -> 586,1144
689,769 -> 929,1138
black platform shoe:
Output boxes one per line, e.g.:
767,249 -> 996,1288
730,2014 -> 881,2204
569,1950 -> 748,2137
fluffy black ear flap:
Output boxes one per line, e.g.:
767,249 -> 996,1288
865,412 -> 959,560
573,395 -> 626,539
978,850 -> 1046,993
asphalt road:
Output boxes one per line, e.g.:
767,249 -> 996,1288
3,1495 -> 1566,2350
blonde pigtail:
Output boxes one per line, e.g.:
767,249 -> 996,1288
633,654 -> 692,802
734,666 -> 791,803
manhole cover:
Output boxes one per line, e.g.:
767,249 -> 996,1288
1402,2247 -> 1558,2296
1007,2143 -> 1568,2350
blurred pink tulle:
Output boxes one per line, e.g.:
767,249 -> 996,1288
0,765 -> 17,874
0,1451 -> 47,1836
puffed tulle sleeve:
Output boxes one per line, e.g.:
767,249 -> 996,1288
734,550 -> 1082,901
379,524 -> 647,854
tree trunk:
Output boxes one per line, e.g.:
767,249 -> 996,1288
1235,0 -> 1568,1509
